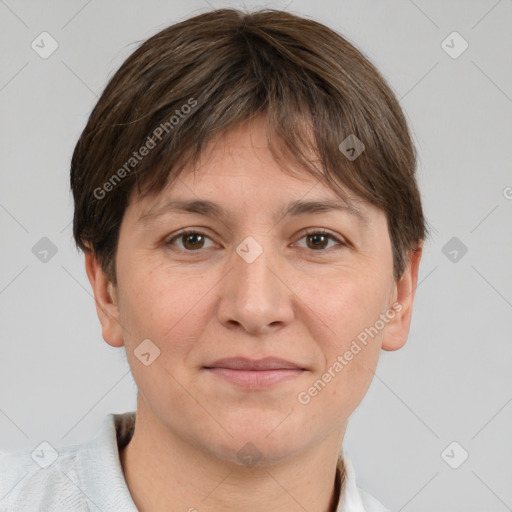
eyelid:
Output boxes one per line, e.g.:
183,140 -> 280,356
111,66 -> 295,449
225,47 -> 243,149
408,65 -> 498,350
294,228 -> 348,249
299,227 -> 346,242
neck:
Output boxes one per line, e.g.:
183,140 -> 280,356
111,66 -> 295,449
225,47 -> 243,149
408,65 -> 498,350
119,406 -> 345,512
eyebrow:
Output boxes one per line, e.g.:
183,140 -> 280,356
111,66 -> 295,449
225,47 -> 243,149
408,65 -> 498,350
138,198 -> 369,226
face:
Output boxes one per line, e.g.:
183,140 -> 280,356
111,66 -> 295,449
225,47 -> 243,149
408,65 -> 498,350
87,114 -> 420,467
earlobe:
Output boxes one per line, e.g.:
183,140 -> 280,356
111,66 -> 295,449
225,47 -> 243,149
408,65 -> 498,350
381,245 -> 423,352
84,251 -> 125,348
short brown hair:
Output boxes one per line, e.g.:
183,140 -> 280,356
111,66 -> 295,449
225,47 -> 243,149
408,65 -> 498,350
71,8 -> 428,283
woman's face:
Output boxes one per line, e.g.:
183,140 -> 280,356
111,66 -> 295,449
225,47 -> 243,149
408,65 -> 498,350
96,115 -> 416,466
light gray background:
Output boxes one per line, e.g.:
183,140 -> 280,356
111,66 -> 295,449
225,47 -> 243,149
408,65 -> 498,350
1,1 -> 511,510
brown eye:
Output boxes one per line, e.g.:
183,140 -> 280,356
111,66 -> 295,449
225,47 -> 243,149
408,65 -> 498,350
167,230 -> 215,251
295,230 -> 346,251
306,233 -> 330,250
181,232 -> 205,250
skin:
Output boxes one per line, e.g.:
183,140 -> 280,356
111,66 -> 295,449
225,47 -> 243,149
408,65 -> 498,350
85,114 -> 422,512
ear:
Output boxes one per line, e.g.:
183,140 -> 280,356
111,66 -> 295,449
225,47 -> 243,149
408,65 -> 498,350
84,251 -> 125,348
381,244 -> 423,351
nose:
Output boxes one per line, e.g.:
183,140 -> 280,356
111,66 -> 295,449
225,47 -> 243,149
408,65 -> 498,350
216,237 -> 295,335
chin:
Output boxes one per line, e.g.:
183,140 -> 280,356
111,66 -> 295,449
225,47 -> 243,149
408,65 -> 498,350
213,437 -> 303,469
208,422 -> 305,466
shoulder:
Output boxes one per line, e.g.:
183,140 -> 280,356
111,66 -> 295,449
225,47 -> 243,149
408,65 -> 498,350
337,447 -> 390,512
0,442 -> 89,511
0,412 -> 137,512
357,487 -> 390,512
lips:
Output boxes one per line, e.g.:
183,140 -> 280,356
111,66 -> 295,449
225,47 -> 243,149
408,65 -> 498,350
203,357 -> 305,371
203,357 -> 307,389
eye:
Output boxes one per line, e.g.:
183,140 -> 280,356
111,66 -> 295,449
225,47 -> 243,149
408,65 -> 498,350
294,229 -> 347,251
165,230 -> 217,251
165,228 -> 347,253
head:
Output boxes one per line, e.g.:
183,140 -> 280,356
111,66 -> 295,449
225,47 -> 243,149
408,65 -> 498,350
72,8 -> 428,466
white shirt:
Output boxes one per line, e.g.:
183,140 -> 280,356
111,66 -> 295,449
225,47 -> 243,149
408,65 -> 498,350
0,412 -> 389,511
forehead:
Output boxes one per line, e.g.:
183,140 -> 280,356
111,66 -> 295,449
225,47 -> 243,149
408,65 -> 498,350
129,115 -> 379,227
137,167 -> 370,229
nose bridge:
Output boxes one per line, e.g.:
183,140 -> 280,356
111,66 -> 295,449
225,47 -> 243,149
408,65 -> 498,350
234,233 -> 278,303
218,233 -> 293,333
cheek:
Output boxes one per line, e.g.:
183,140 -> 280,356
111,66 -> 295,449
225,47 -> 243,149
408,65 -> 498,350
299,270 -> 390,349
117,262 -> 215,352
295,270 -> 388,406
116,266 -> 213,405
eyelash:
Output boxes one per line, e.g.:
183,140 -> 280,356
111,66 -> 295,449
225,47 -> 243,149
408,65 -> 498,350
165,228 -> 347,253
